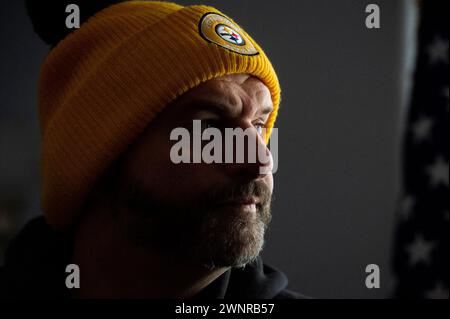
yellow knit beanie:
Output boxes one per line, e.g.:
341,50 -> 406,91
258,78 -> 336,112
38,1 -> 281,230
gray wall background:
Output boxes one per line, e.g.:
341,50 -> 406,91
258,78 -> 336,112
0,0 -> 414,298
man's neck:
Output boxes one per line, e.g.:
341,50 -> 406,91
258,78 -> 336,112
70,198 -> 228,299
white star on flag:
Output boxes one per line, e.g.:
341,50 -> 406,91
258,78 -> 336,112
412,116 -> 433,143
427,36 -> 449,65
406,235 -> 434,266
426,156 -> 449,187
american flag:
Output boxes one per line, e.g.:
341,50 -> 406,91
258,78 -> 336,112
393,0 -> 449,299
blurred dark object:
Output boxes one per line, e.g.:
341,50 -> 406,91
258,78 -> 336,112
393,0 -> 449,299
25,0 -> 126,46
0,192 -> 26,264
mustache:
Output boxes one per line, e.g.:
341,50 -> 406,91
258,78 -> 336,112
201,180 -> 272,211
124,178 -> 272,216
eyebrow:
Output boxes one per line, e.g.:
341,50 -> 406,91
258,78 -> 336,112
184,98 -> 273,117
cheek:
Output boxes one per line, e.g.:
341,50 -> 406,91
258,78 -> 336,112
119,124 -> 275,207
122,132 -> 222,206
163,163 -> 223,204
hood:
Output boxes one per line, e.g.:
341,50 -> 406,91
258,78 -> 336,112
0,217 -> 72,298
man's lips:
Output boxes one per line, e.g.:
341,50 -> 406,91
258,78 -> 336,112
217,196 -> 259,207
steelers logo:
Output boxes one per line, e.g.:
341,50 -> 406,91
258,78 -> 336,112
215,24 -> 245,46
199,12 -> 259,56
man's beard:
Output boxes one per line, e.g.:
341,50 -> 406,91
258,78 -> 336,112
111,177 -> 272,269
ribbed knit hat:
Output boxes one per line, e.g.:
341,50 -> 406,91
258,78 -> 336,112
33,1 -> 281,230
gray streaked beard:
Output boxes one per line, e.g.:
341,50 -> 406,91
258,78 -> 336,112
111,179 -> 272,269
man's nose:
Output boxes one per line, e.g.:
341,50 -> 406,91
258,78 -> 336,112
223,124 -> 273,181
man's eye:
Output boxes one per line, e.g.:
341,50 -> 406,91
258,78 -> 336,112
254,123 -> 265,136
201,119 -> 220,131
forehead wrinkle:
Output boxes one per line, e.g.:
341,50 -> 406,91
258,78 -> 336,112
179,82 -> 242,117
214,78 -> 243,110
237,88 -> 272,120
173,74 -> 271,119
200,80 -> 244,117
240,76 -> 273,114
252,89 -> 273,114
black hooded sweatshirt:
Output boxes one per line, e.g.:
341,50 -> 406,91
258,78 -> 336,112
0,217 -> 304,299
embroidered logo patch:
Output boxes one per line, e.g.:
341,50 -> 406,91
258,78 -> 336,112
199,12 -> 259,56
